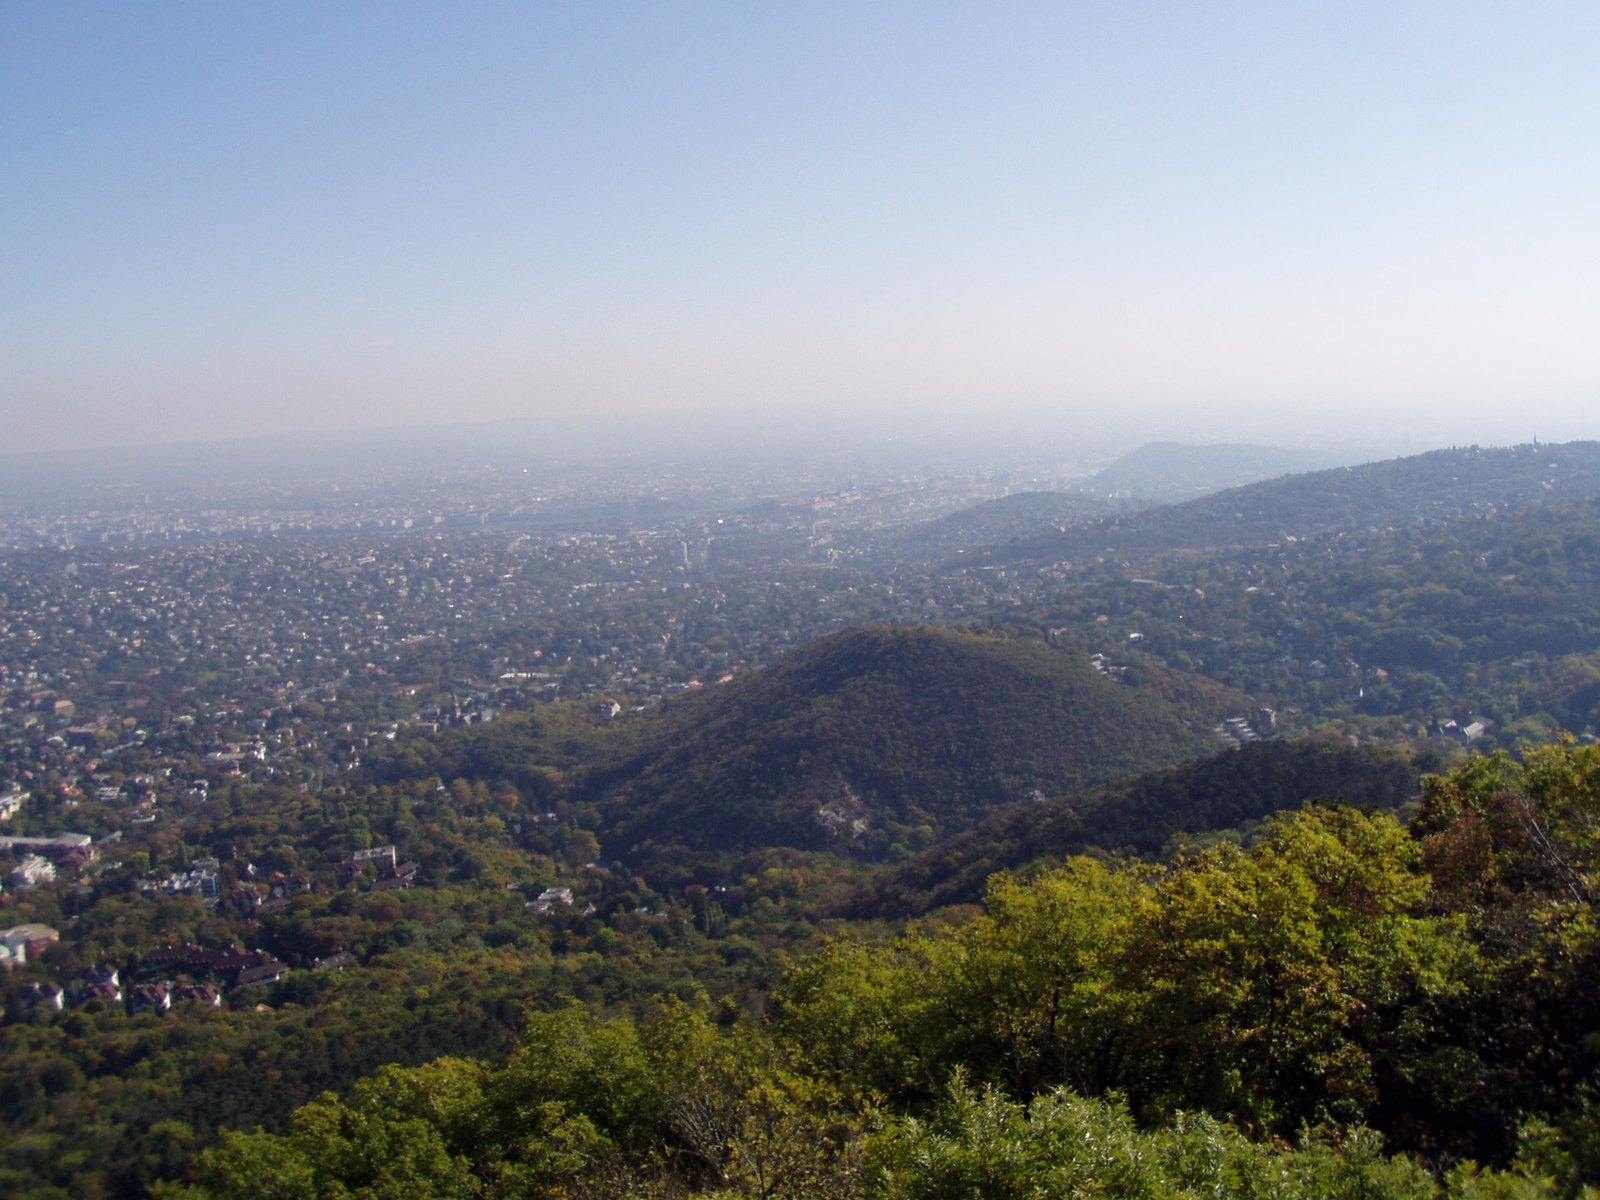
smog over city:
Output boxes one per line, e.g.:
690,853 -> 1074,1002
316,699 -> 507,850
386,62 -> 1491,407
3,7 -> 1600,1199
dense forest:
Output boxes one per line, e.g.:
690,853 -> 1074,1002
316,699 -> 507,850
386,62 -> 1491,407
593,624 -> 1230,864
146,743 -> 1600,1199
848,738 -> 1425,916
1021,496 -> 1600,746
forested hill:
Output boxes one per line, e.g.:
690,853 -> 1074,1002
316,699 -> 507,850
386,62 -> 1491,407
599,624 -> 1233,863
850,738 -> 1422,916
969,440 -> 1600,567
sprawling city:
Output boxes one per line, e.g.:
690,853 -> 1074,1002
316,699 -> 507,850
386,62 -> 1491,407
7,5 -> 1600,1199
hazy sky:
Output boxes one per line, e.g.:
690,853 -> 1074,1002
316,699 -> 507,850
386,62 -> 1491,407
4,3 -> 1599,453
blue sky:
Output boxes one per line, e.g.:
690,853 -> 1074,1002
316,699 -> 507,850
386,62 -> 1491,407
3,2 -> 1599,452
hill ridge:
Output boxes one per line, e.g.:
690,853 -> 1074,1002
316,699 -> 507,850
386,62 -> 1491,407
598,623 -> 1237,863
847,737 -> 1423,917
966,441 -> 1600,568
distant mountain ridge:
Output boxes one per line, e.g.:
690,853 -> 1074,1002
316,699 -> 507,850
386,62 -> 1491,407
969,441 -> 1600,568
1085,441 -> 1357,503
598,624 -> 1236,864
879,438 -> 1350,559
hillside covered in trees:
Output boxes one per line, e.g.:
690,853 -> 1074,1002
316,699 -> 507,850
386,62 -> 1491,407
1016,496 -> 1600,750
596,624 -> 1232,864
366,622 -> 1239,870
849,738 -> 1424,916
152,744 -> 1600,1200
973,441 -> 1600,567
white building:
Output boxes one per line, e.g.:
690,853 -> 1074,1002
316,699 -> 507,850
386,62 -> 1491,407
1,923 -> 59,960
527,886 -> 575,913
12,855 -> 56,888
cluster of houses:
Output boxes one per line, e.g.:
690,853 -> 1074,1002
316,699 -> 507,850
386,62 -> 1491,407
140,857 -> 222,902
1213,710 -> 1277,750
1087,653 -> 1129,682
526,886 -> 596,916
218,871 -> 313,917
134,845 -> 421,915
16,964 -> 225,1014
527,886 -> 574,913
125,980 -> 224,1013
335,844 -> 419,892
8,936 -> 287,1015
202,742 -> 268,772
1435,716 -> 1493,743
1214,715 -> 1265,748
141,943 -> 288,988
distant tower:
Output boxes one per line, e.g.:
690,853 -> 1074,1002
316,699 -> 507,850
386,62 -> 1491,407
679,541 -> 690,568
